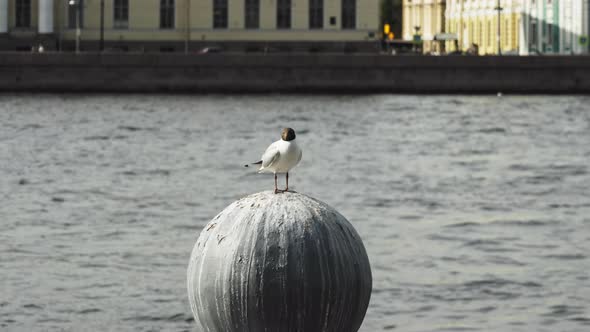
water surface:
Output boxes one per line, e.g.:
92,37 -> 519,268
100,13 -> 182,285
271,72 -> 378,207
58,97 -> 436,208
1,94 -> 589,331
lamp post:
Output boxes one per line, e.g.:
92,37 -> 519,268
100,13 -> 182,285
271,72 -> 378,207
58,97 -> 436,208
185,0 -> 190,53
495,0 -> 503,55
100,0 -> 104,52
68,0 -> 80,53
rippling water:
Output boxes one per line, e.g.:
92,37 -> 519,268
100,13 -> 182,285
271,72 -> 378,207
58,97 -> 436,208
1,94 -> 590,332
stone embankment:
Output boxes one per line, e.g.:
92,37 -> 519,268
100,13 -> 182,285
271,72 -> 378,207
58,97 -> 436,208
1,53 -> 589,93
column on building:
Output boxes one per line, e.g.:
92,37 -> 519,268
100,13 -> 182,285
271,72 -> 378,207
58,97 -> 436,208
474,0 -> 480,49
424,1 -> 431,40
403,0 -> 417,40
487,0 -> 497,54
572,0 -> 579,53
465,0 -> 473,48
567,0 -> 588,54
403,1 -> 410,40
410,0 -> 420,36
507,0 -> 520,53
418,0 -> 424,35
436,1 -> 445,36
444,0 -> 455,51
518,0 -> 529,55
531,0 -> 540,53
0,0 -> 8,33
583,0 -> 590,53
38,0 -> 54,33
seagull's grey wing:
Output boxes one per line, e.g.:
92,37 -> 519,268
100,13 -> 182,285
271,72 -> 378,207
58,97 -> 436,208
261,142 -> 280,168
297,149 -> 302,164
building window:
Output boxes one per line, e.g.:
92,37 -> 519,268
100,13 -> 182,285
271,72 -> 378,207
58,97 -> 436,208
341,0 -> 355,29
245,0 -> 259,29
160,0 -> 175,29
68,0 -> 84,29
213,0 -> 228,28
547,23 -> 553,44
15,0 -> 31,28
114,0 -> 129,29
277,0 -> 291,29
309,0 -> 323,29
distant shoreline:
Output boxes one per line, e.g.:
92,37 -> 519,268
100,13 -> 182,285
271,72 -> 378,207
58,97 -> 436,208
1,53 -> 589,94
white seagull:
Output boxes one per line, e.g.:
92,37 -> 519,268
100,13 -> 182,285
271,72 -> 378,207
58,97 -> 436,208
247,128 -> 302,194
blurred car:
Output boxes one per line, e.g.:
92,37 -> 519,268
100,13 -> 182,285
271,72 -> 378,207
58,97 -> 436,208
197,46 -> 223,54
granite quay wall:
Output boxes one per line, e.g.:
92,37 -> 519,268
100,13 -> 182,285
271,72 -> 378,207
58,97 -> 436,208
1,53 -> 589,93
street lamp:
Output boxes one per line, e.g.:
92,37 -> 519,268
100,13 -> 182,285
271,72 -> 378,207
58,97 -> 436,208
495,0 -> 503,55
69,0 -> 80,53
100,0 -> 104,52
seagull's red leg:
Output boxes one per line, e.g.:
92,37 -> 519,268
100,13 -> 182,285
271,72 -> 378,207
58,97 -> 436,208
285,172 -> 289,192
274,173 -> 279,194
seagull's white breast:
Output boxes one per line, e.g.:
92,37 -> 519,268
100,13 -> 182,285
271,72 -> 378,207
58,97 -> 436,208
258,139 -> 302,174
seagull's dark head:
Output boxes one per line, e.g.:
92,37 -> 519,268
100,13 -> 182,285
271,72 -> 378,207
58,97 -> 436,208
281,128 -> 296,141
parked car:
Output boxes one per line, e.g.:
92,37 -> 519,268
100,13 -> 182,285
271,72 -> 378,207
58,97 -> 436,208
197,46 -> 223,54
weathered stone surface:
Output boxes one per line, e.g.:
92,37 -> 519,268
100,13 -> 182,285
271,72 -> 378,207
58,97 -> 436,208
187,191 -> 372,332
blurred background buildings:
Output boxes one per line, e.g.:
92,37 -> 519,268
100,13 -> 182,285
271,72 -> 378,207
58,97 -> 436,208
402,0 -> 590,55
0,0 -> 588,54
0,0 -> 380,52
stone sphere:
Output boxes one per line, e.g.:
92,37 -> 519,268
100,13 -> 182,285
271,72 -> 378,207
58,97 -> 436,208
187,191 -> 372,332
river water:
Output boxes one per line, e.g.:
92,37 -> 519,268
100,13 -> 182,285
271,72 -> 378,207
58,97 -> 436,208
1,94 -> 589,332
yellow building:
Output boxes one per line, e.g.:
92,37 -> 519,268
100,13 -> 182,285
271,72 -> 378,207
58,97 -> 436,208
445,0 -> 521,55
402,0 -> 446,53
0,0 -> 380,52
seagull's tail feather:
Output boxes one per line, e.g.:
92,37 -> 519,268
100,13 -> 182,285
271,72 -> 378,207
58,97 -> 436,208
244,160 -> 263,168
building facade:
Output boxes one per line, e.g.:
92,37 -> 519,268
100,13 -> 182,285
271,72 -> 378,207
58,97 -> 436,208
402,0 -> 446,53
0,0 -> 380,52
520,0 -> 589,55
445,0 -> 522,55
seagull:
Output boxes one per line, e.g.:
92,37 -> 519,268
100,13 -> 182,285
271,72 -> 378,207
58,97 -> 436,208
246,128 -> 302,194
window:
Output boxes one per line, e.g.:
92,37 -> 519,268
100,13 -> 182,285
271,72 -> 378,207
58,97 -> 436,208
277,0 -> 291,29
114,0 -> 129,29
15,0 -> 31,28
67,0 -> 84,29
309,0 -> 323,29
341,0 -> 355,29
213,0 -> 228,28
160,0 -> 175,29
547,23 -> 553,44
245,0 -> 259,29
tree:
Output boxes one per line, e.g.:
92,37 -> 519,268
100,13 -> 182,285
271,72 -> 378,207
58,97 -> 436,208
380,0 -> 402,38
